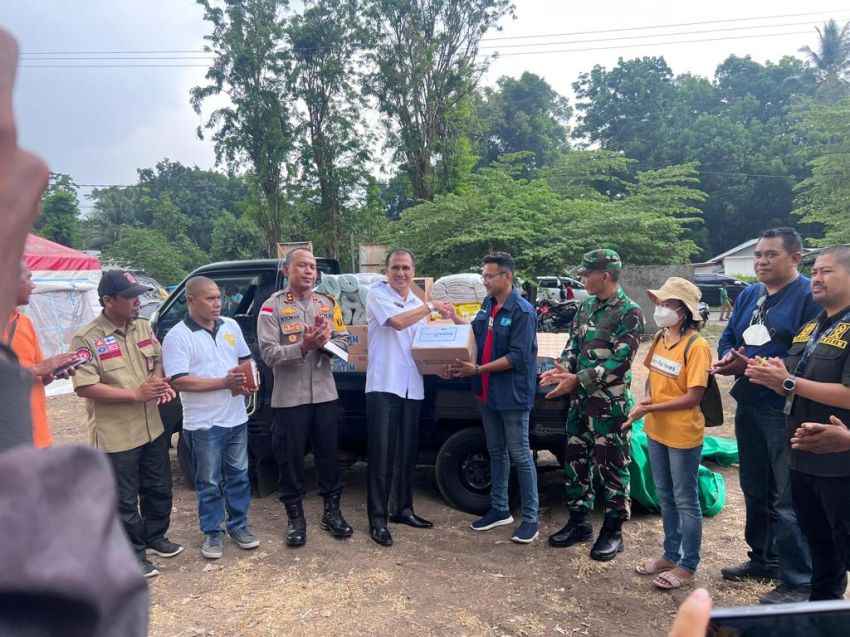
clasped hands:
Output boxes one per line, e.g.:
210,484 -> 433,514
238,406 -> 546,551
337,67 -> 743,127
538,361 -> 579,399
301,315 -> 331,353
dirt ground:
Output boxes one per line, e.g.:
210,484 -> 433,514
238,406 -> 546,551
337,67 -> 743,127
48,327 -> 779,636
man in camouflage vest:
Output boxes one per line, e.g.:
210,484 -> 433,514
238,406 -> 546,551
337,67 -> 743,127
540,249 -> 644,561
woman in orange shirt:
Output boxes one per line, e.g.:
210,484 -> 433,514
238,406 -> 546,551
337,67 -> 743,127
625,277 -> 712,590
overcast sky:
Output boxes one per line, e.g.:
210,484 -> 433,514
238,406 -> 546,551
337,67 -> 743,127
4,1 -> 846,211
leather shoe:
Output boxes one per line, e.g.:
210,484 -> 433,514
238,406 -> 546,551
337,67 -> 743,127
389,513 -> 433,529
590,517 -> 624,561
370,526 -> 393,547
548,516 -> 593,548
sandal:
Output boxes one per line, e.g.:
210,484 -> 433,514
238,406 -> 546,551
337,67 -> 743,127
653,569 -> 695,590
635,557 -> 676,575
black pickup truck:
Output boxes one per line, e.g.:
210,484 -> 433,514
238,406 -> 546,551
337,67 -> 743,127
152,258 -> 569,514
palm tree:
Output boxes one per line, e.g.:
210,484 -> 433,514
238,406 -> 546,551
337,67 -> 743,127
798,19 -> 850,91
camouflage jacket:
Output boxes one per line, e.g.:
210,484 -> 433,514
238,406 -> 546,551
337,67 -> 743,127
560,286 -> 644,400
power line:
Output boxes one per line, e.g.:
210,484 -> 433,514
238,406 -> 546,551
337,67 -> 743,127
21,64 -> 210,68
482,9 -> 843,41
495,29 -> 814,57
21,29 -> 818,67
479,18 -> 848,50
19,9 -> 843,59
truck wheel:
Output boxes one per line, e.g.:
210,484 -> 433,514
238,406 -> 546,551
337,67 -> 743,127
436,427 -> 519,515
176,431 -> 195,487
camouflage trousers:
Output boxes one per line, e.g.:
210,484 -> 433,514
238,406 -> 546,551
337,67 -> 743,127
563,409 -> 632,520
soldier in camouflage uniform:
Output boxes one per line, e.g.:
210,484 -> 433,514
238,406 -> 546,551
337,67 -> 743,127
540,249 -> 644,561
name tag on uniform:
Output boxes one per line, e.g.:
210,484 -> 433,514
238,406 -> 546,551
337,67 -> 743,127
650,354 -> 682,378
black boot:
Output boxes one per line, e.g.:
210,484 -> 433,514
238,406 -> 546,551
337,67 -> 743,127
590,516 -> 624,561
548,513 -> 593,548
320,494 -> 353,538
284,501 -> 306,547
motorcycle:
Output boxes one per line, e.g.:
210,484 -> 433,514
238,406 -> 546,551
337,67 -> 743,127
698,301 -> 710,327
536,299 -> 580,333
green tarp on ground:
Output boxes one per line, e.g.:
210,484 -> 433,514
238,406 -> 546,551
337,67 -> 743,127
629,421 -> 739,517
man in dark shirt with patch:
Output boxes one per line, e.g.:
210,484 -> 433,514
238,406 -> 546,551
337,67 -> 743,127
747,245 -> 850,601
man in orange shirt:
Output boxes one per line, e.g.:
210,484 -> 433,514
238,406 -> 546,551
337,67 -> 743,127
4,262 -> 77,447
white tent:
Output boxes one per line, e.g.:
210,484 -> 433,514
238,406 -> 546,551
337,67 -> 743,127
21,234 -> 102,396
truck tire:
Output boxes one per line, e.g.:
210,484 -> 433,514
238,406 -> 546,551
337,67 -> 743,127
436,427 -> 518,515
177,431 -> 195,487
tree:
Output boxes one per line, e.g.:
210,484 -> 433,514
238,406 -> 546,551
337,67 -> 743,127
798,19 -> 850,100
475,72 -> 572,168
288,0 -> 371,260
383,154 -> 706,278
137,159 -> 250,250
37,173 -> 81,248
192,0 -> 296,255
210,212 -> 265,261
102,227 -> 198,284
572,57 -> 689,166
363,0 -> 514,201
793,97 -> 850,245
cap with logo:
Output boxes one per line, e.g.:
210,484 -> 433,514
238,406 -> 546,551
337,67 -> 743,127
576,249 -> 622,276
97,270 -> 152,299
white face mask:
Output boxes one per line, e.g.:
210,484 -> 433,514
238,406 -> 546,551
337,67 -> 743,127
654,305 -> 681,328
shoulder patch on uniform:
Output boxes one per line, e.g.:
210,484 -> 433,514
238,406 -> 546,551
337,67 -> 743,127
74,347 -> 93,364
260,306 -> 275,316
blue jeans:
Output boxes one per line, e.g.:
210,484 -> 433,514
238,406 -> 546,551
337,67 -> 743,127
477,403 -> 538,523
647,438 -> 703,573
183,423 -> 251,535
735,403 -> 811,589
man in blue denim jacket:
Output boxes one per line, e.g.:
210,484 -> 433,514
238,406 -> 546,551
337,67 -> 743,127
443,252 -> 540,543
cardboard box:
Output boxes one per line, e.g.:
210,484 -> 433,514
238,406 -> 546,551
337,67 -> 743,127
536,332 -> 568,360
411,324 -> 477,375
330,354 -> 368,373
410,277 -> 433,302
346,324 -> 368,355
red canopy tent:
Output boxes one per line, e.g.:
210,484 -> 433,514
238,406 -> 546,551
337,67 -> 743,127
21,235 -> 102,394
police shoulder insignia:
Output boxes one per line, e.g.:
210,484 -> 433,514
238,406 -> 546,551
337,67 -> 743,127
75,347 -> 93,364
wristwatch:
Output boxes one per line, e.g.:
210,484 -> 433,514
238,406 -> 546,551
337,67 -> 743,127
426,302 -> 435,312
782,376 -> 797,393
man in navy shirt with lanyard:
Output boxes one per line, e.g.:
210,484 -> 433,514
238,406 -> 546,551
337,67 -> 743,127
712,227 -> 819,604
442,252 -> 540,543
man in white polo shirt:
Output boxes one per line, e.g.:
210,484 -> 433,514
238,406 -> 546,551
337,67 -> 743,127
162,276 -> 260,559
365,248 -> 452,547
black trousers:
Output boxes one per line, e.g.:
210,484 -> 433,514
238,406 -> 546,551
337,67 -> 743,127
107,432 -> 173,560
271,401 -> 342,506
366,391 -> 422,527
790,469 -> 850,600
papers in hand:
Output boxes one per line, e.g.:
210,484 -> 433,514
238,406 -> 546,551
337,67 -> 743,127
322,341 -> 349,362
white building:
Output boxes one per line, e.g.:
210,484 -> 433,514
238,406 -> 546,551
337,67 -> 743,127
693,239 -> 758,277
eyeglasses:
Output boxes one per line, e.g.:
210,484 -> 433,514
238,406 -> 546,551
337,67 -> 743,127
481,271 -> 508,282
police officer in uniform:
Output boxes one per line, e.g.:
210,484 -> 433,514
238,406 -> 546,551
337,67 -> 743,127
747,245 -> 850,600
541,249 -> 644,561
71,269 -> 181,578
257,248 -> 353,546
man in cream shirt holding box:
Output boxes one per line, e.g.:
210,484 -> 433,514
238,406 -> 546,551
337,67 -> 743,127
162,276 -> 260,560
